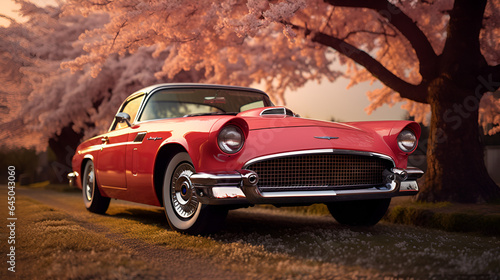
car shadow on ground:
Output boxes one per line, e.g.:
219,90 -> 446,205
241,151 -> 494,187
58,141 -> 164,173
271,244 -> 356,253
104,202 -> 388,246
99,202 -> 500,278
104,204 -> 167,226
104,202 -> 370,236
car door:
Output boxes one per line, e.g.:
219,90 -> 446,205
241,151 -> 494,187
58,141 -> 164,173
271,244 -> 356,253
96,94 -> 144,190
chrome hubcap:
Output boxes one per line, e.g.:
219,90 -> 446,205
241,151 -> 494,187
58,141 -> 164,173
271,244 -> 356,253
171,163 -> 197,219
85,165 -> 94,201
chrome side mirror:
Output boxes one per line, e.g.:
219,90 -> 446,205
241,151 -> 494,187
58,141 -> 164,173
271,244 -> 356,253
115,112 -> 132,127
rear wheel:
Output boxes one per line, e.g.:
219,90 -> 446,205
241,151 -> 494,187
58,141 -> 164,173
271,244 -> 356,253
163,152 -> 227,235
82,160 -> 110,214
326,198 -> 391,226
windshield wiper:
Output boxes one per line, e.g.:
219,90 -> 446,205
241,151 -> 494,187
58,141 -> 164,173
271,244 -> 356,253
183,112 -> 238,117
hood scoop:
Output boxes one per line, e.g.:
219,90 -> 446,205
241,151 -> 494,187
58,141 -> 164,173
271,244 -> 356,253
260,107 -> 296,117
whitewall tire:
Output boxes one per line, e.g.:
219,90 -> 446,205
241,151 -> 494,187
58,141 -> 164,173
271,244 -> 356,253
82,160 -> 110,214
163,152 -> 227,235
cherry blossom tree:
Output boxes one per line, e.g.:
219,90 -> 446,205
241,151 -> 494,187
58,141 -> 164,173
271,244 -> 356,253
61,0 -> 500,202
0,0 -> 201,171
1,0 -> 499,202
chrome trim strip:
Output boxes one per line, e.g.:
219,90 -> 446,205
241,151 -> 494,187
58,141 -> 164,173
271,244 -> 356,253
259,185 -> 403,199
100,185 -> 127,191
243,149 -> 395,169
262,190 -> 337,198
314,136 -> 339,140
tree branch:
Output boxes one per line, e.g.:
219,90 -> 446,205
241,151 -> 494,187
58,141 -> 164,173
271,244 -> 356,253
311,30 -> 428,103
323,0 -> 438,81
110,20 -> 127,51
340,29 -> 396,42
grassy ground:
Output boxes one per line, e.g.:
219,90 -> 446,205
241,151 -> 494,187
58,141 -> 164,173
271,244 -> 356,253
21,181 -> 500,235
0,193 -> 174,279
2,185 -> 499,279
385,199 -> 500,235
0,189 -> 379,279
256,198 -> 500,236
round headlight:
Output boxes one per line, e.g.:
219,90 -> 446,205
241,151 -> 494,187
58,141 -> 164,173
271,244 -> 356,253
218,125 -> 245,154
397,129 -> 417,153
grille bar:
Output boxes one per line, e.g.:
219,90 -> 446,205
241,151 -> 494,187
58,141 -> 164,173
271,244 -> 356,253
245,154 -> 393,192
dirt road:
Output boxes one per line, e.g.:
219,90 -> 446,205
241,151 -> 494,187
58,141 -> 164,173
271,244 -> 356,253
1,187 -> 499,279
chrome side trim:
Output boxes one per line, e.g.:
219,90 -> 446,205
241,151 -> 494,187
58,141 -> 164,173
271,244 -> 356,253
243,149 -> 395,169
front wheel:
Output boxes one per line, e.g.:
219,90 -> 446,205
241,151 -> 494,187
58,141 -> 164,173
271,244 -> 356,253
82,160 -> 110,214
326,198 -> 391,226
163,152 -> 227,235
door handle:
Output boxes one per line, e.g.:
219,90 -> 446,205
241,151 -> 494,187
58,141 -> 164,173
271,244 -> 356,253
101,136 -> 109,144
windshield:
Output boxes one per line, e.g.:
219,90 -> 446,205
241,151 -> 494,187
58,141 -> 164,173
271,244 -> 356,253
138,88 -> 273,121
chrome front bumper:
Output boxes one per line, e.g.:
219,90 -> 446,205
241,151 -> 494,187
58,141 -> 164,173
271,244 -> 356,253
191,167 -> 424,205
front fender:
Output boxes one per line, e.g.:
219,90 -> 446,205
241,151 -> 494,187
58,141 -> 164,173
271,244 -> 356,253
346,121 -> 421,168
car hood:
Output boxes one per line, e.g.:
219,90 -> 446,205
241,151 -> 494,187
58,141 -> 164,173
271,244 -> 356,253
236,113 -> 396,162
238,107 -> 365,131
245,114 -> 362,131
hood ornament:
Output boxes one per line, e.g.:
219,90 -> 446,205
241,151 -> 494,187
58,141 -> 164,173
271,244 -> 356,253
314,136 -> 339,140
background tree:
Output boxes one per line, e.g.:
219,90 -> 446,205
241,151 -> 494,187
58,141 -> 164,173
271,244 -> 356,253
1,0 -> 499,201
1,0 -> 340,179
61,0 -> 500,202
0,1 -> 202,180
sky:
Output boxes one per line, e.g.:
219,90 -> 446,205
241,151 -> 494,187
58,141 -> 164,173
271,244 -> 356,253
0,0 -> 408,123
280,79 -> 406,122
0,0 -> 18,26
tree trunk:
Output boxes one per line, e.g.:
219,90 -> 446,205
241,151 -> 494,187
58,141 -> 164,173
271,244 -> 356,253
418,76 -> 500,203
48,124 -> 84,183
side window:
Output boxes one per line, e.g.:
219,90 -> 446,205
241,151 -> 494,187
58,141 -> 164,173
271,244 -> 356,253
114,95 -> 144,130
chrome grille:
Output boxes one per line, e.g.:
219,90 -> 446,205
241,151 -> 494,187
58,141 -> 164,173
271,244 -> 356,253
245,154 -> 393,192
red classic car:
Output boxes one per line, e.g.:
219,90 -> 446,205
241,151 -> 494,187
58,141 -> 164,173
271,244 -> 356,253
68,83 -> 423,234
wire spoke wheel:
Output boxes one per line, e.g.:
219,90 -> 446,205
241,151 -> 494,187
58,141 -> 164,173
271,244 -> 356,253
163,152 -> 228,235
170,163 -> 197,219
